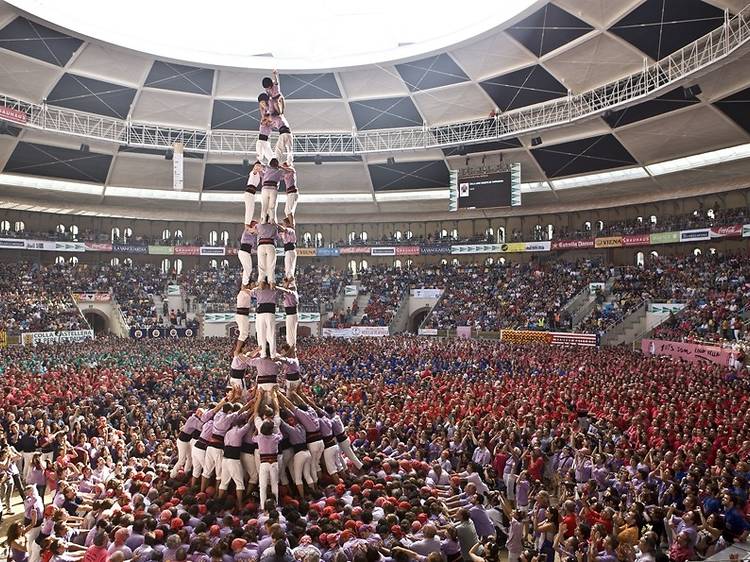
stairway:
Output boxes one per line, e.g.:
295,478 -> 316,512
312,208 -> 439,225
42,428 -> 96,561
351,292 -> 371,324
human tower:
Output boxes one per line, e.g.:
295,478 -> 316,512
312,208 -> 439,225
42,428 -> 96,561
170,71 -> 362,509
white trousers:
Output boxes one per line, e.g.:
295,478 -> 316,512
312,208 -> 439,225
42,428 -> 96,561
228,376 -> 245,391
338,438 -> 363,470
203,446 -> 223,479
236,313 -> 250,342
307,441 -> 325,481
219,458 -> 245,490
260,187 -> 278,224
275,133 -> 293,164
284,192 -> 298,218
279,448 -> 294,486
257,244 -> 277,284
284,250 -> 297,280
21,451 -> 35,483
292,449 -> 315,486
256,140 -> 274,165
238,250 -> 253,286
27,527 -> 41,562
285,313 -> 298,347
241,452 -> 258,485
323,445 -> 341,475
256,312 -> 276,358
171,439 -> 192,478
258,461 -> 279,507
191,446 -> 206,479
244,191 -> 255,224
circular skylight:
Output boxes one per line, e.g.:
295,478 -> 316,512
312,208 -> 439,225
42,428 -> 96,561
7,0 -> 537,70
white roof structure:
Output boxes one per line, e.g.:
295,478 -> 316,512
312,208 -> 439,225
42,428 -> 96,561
0,0 -> 749,223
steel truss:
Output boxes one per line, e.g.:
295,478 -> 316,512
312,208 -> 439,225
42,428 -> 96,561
1,5 -> 749,155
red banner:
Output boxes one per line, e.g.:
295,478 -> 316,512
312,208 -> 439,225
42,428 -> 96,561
340,246 -> 370,254
395,246 -> 420,256
551,239 -> 595,250
500,329 -> 598,347
710,224 -> 743,238
174,246 -> 200,256
622,234 -> 651,247
84,242 -> 113,252
641,338 -> 736,367
0,106 -> 28,124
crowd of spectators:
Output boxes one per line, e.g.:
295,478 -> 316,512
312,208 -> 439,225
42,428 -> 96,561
578,254 -> 750,341
422,261 -> 604,332
0,335 -> 748,562
0,262 -> 88,334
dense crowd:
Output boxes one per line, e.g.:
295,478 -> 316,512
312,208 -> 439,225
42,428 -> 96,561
422,261 -> 603,332
0,263 -> 90,334
0,335 -> 748,562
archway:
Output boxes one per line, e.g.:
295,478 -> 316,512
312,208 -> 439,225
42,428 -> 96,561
83,310 -> 109,335
408,307 -> 431,333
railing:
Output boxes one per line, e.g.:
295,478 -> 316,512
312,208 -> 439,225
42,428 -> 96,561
601,300 -> 648,346
1,5 -> 749,154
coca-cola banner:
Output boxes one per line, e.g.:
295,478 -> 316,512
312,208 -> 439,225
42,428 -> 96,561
710,224 -> 743,238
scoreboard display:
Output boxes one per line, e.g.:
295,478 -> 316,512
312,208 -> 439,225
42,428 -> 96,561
449,163 -> 521,211
458,170 -> 512,209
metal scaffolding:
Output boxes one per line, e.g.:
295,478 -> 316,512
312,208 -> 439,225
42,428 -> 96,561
1,4 -> 749,155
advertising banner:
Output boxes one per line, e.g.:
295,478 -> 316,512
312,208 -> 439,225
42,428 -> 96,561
316,247 -> 340,257
0,237 -> 26,249
679,228 -> 710,242
395,246 -> 420,256
203,312 -> 320,323
594,236 -> 623,249
321,326 -> 389,338
710,224 -> 743,238
73,292 -> 111,303
551,239 -> 595,250
167,285 -> 181,297
588,282 -> 605,294
340,246 -> 370,255
410,288 -> 443,299
523,241 -> 551,252
22,329 -> 94,346
648,302 -> 686,314
296,247 -> 316,257
174,246 -> 200,256
113,243 -> 148,254
622,234 -> 651,247
200,246 -> 225,256
744,224 -> 750,238
172,142 -> 184,191
650,231 -> 680,245
344,285 -> 358,297
370,246 -> 395,256
420,245 -> 451,255
451,244 -> 503,255
149,245 -> 174,255
0,106 -> 28,124
55,241 -> 86,252
501,242 -> 526,253
500,329 -> 598,347
417,328 -> 438,336
456,326 -> 472,338
84,242 -> 112,252
0,330 -> 6,349
641,338 -> 734,367
130,327 -> 196,339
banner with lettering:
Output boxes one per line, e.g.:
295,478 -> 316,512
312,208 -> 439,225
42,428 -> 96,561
321,326 -> 389,338
84,242 -> 113,252
410,288 -> 443,299
174,246 -> 201,256
21,329 -> 94,346
641,338 -> 734,367
296,247 -> 316,257
73,292 -> 111,303
551,239 -> 595,250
